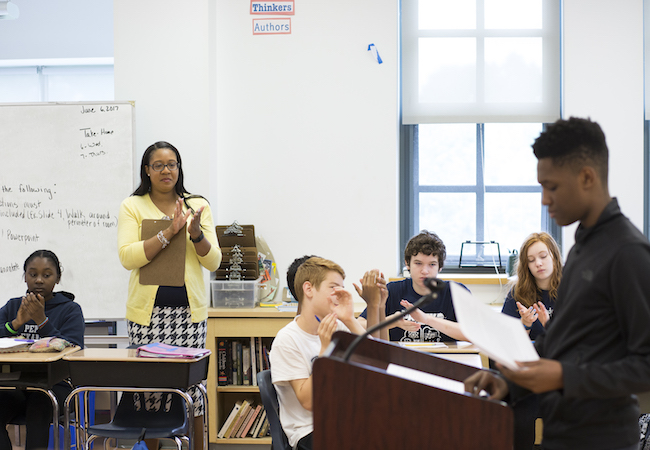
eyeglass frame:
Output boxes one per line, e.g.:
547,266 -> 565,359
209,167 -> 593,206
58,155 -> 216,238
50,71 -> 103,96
147,161 -> 181,172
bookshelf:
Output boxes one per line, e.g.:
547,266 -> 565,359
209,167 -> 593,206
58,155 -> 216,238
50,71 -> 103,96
206,307 -> 295,445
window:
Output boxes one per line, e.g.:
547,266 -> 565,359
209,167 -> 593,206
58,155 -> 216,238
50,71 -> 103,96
0,59 -> 114,103
402,122 -> 560,270
400,0 -> 561,271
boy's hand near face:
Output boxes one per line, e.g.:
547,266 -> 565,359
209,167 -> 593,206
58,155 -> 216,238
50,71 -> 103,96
331,287 -> 365,334
317,313 -> 338,355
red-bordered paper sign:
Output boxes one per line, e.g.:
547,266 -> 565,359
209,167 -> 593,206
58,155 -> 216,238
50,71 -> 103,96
253,18 -> 291,35
250,1 -> 295,15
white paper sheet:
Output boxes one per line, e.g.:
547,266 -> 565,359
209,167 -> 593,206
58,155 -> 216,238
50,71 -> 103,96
450,283 -> 539,371
0,338 -> 32,350
386,363 -> 466,394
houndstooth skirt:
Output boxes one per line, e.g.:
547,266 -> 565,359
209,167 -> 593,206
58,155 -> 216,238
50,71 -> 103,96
128,306 -> 207,417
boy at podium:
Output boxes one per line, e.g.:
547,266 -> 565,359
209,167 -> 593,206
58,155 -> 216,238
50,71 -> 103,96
270,257 -> 382,450
465,117 -> 650,450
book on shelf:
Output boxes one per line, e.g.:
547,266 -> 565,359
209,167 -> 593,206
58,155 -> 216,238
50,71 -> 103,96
226,400 -> 251,439
241,404 -> 263,438
257,415 -> 270,437
242,342 -> 251,386
247,406 -> 263,437
231,340 -> 239,386
217,337 -> 273,386
262,343 -> 271,370
237,340 -> 244,385
236,403 -> 257,438
217,400 -> 242,439
252,409 -> 267,438
250,337 -> 258,386
217,338 -> 230,386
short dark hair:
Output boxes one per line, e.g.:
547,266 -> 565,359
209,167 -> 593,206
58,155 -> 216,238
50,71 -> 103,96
404,230 -> 446,269
286,255 -> 319,301
532,117 -> 609,184
24,249 -> 62,279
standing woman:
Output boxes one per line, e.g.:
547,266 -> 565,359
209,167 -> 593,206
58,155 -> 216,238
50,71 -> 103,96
501,232 -> 562,340
117,141 -> 222,448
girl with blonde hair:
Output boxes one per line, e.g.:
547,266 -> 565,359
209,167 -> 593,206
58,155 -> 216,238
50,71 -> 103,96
502,232 -> 562,340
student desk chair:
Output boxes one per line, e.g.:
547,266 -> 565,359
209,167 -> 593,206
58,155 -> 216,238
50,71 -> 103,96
0,346 -> 80,450
63,348 -> 209,450
257,370 -> 291,450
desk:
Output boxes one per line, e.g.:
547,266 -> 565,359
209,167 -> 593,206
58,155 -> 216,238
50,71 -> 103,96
63,348 -> 210,450
397,341 -> 489,368
0,346 -> 80,450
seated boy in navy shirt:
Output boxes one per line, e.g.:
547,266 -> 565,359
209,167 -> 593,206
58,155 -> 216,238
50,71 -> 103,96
359,230 -> 465,342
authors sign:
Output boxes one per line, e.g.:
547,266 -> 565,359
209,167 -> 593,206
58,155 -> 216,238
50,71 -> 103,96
253,18 -> 291,35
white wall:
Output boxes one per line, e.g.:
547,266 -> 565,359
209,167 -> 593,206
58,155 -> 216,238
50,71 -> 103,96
213,0 -> 400,291
113,0 -> 401,298
562,0 -> 645,253
113,1 -> 213,192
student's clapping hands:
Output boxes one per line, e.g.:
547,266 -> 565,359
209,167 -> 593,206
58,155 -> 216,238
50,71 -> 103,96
15,292 -> 46,327
330,287 -> 355,320
392,300 -> 423,332
353,269 -> 388,308
317,313 -> 338,355
516,301 -> 550,328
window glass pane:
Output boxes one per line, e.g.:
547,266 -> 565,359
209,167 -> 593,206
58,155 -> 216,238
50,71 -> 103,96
484,37 -> 542,103
47,72 -> 114,102
484,123 -> 542,185
419,0 -> 476,30
484,192 -> 542,254
419,37 -> 476,103
419,192 -> 475,259
0,74 -> 40,102
484,0 -> 542,29
419,123 -> 476,185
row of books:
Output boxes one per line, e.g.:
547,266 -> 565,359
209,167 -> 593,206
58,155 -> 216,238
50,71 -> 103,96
217,337 -> 273,386
217,399 -> 270,439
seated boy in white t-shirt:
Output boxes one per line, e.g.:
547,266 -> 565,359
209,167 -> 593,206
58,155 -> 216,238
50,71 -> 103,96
270,257 -> 382,450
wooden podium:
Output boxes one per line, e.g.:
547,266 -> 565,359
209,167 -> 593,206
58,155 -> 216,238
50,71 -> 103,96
312,332 -> 513,449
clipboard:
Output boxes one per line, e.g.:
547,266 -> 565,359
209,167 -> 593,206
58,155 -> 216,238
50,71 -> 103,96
140,219 -> 186,287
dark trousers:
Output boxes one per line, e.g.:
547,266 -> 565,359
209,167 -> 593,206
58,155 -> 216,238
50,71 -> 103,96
512,394 -> 539,450
297,432 -> 313,450
0,382 -> 70,450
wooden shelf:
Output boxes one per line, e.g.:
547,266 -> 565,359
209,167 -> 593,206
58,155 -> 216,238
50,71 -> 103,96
216,437 -> 272,445
217,385 -> 260,393
206,307 -> 294,446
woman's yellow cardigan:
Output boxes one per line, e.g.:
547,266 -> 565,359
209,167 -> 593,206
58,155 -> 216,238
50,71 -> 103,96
117,194 -> 222,325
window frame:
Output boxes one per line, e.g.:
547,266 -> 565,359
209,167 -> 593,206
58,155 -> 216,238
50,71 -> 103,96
400,122 -> 561,273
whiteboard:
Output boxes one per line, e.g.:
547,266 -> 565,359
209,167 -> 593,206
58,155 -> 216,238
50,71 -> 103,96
0,102 -> 134,320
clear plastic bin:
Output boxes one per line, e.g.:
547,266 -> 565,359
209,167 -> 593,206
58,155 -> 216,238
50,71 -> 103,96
211,279 -> 260,308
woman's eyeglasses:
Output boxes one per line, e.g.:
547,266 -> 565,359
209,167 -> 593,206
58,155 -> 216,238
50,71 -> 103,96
148,161 -> 180,172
